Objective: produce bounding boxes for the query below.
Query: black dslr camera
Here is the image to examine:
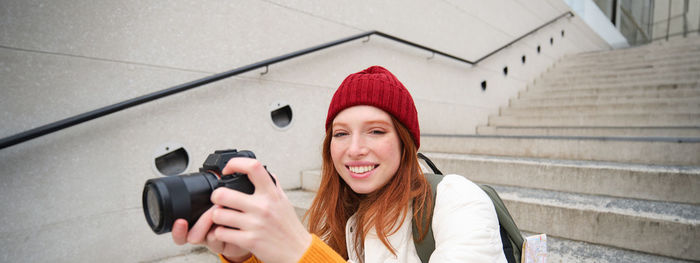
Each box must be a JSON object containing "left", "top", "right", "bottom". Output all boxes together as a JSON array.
[{"left": 142, "top": 149, "right": 274, "bottom": 234}]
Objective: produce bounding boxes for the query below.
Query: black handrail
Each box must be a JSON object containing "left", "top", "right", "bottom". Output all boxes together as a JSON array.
[
  {"left": 0, "top": 11, "right": 573, "bottom": 149},
  {"left": 476, "top": 11, "right": 573, "bottom": 64}
]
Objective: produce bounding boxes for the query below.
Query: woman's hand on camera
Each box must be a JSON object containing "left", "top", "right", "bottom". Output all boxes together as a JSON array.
[
  {"left": 211, "top": 158, "right": 312, "bottom": 263},
  {"left": 171, "top": 208, "right": 252, "bottom": 262}
]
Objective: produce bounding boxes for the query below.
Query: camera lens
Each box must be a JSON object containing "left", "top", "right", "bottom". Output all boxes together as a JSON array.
[
  {"left": 144, "top": 184, "right": 162, "bottom": 230},
  {"left": 142, "top": 173, "right": 219, "bottom": 234}
]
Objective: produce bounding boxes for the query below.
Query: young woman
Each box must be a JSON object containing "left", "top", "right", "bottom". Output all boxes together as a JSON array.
[{"left": 172, "top": 66, "right": 506, "bottom": 263}]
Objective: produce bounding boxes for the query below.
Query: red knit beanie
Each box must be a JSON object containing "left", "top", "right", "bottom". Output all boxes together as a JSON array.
[{"left": 325, "top": 66, "right": 420, "bottom": 148}]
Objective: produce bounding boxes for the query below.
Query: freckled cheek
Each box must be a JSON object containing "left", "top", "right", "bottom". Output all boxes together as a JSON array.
[
  {"left": 384, "top": 140, "right": 402, "bottom": 173},
  {"left": 329, "top": 141, "right": 344, "bottom": 171}
]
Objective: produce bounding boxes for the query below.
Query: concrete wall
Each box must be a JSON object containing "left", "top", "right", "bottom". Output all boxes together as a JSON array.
[
  {"left": 564, "top": 0, "right": 630, "bottom": 48},
  {"left": 0, "top": 0, "right": 609, "bottom": 262}
]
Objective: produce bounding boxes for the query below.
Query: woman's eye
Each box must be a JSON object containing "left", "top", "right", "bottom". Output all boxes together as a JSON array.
[
  {"left": 370, "top": 130, "right": 386, "bottom": 135},
  {"left": 333, "top": 132, "right": 348, "bottom": 137}
]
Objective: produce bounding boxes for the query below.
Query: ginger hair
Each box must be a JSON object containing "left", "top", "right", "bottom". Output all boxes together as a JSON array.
[{"left": 305, "top": 117, "right": 432, "bottom": 260}]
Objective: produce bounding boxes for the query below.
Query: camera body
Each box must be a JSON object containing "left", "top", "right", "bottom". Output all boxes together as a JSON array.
[
  {"left": 203, "top": 149, "right": 257, "bottom": 194},
  {"left": 142, "top": 149, "right": 273, "bottom": 234}
]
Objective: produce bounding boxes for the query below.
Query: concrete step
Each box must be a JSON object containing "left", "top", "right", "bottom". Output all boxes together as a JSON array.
[
  {"left": 564, "top": 58, "right": 700, "bottom": 70},
  {"left": 289, "top": 173, "right": 700, "bottom": 262},
  {"left": 561, "top": 51, "right": 700, "bottom": 67},
  {"left": 579, "top": 38, "right": 700, "bottom": 53},
  {"left": 286, "top": 189, "right": 317, "bottom": 221},
  {"left": 536, "top": 78, "right": 700, "bottom": 90},
  {"left": 534, "top": 72, "right": 700, "bottom": 87},
  {"left": 557, "top": 53, "right": 700, "bottom": 70},
  {"left": 543, "top": 64, "right": 700, "bottom": 83},
  {"left": 566, "top": 45, "right": 700, "bottom": 62},
  {"left": 145, "top": 248, "right": 218, "bottom": 263},
  {"left": 301, "top": 169, "right": 321, "bottom": 192},
  {"left": 420, "top": 134, "right": 700, "bottom": 166},
  {"left": 550, "top": 59, "right": 700, "bottom": 75},
  {"left": 556, "top": 54, "right": 700, "bottom": 68},
  {"left": 492, "top": 185, "right": 699, "bottom": 261},
  {"left": 569, "top": 38, "right": 700, "bottom": 58},
  {"left": 511, "top": 92, "right": 700, "bottom": 107},
  {"left": 544, "top": 233, "right": 696, "bottom": 263},
  {"left": 501, "top": 101, "right": 700, "bottom": 116},
  {"left": 530, "top": 80, "right": 700, "bottom": 92},
  {"left": 476, "top": 125, "right": 700, "bottom": 138},
  {"left": 519, "top": 82, "right": 699, "bottom": 99},
  {"left": 421, "top": 152, "right": 700, "bottom": 204},
  {"left": 488, "top": 113, "right": 700, "bottom": 127},
  {"left": 560, "top": 41, "right": 700, "bottom": 64}
]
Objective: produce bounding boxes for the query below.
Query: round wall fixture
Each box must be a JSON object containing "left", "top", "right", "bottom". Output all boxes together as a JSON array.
[
  {"left": 152, "top": 143, "right": 190, "bottom": 176},
  {"left": 270, "top": 101, "right": 293, "bottom": 130}
]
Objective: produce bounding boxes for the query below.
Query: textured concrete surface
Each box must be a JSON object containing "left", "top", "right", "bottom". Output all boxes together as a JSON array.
[
  {"left": 522, "top": 81, "right": 700, "bottom": 96},
  {"left": 497, "top": 185, "right": 700, "bottom": 261},
  {"left": 477, "top": 126, "right": 700, "bottom": 137},
  {"left": 421, "top": 135, "right": 700, "bottom": 166},
  {"left": 424, "top": 152, "right": 700, "bottom": 204},
  {"left": 489, "top": 113, "right": 700, "bottom": 127},
  {"left": 502, "top": 102, "right": 700, "bottom": 116},
  {"left": 542, "top": 233, "right": 695, "bottom": 263},
  {"left": 300, "top": 169, "right": 321, "bottom": 192},
  {"left": 145, "top": 247, "right": 219, "bottom": 263}
]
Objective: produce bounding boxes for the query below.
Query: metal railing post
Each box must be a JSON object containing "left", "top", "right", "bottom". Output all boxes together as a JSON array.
[
  {"left": 620, "top": 6, "right": 650, "bottom": 44},
  {"left": 666, "top": 0, "right": 672, "bottom": 41},
  {"left": 683, "top": 0, "right": 689, "bottom": 37}
]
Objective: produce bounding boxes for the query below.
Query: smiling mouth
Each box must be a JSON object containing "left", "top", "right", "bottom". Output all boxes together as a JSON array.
[{"left": 347, "top": 165, "right": 379, "bottom": 174}]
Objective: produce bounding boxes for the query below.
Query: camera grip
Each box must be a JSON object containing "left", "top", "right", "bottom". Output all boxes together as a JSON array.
[{"left": 216, "top": 167, "right": 276, "bottom": 194}]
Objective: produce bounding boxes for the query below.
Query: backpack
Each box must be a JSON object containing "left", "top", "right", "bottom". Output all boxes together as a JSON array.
[{"left": 412, "top": 153, "right": 524, "bottom": 263}]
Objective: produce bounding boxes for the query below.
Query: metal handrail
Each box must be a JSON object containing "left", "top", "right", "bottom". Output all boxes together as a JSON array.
[
  {"left": 476, "top": 11, "right": 573, "bottom": 64},
  {"left": 619, "top": 6, "right": 649, "bottom": 42},
  {"left": 0, "top": 11, "right": 574, "bottom": 149}
]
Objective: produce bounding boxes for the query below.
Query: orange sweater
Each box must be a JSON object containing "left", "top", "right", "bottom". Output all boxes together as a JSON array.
[{"left": 219, "top": 234, "right": 345, "bottom": 263}]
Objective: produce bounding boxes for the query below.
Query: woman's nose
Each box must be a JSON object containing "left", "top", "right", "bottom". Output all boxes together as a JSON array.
[{"left": 347, "top": 135, "right": 369, "bottom": 157}]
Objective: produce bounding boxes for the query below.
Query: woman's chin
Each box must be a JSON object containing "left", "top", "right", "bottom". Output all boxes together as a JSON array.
[{"left": 348, "top": 183, "right": 377, "bottom": 194}]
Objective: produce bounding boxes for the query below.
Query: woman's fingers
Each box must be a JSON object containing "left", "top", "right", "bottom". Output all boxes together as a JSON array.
[
  {"left": 221, "top": 158, "right": 276, "bottom": 196},
  {"left": 171, "top": 219, "right": 188, "bottom": 245},
  {"left": 170, "top": 205, "right": 254, "bottom": 261},
  {"left": 215, "top": 157, "right": 313, "bottom": 262},
  {"left": 206, "top": 227, "right": 225, "bottom": 254},
  {"left": 211, "top": 204, "right": 251, "bottom": 230},
  {"left": 186, "top": 206, "right": 216, "bottom": 244},
  {"left": 211, "top": 187, "right": 256, "bottom": 214},
  {"left": 214, "top": 224, "right": 251, "bottom": 247},
  {"left": 210, "top": 226, "right": 254, "bottom": 261}
]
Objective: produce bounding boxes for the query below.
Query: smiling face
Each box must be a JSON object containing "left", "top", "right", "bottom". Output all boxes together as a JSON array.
[{"left": 330, "top": 105, "right": 402, "bottom": 194}]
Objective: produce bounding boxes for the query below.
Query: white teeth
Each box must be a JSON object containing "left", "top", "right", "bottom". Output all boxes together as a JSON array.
[{"left": 349, "top": 165, "right": 375, "bottom": 174}]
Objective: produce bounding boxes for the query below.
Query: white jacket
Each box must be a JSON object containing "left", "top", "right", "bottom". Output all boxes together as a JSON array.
[{"left": 345, "top": 174, "right": 507, "bottom": 263}]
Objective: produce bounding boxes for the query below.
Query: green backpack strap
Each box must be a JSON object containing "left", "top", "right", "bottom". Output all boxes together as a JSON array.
[
  {"left": 412, "top": 172, "right": 443, "bottom": 263},
  {"left": 479, "top": 185, "right": 524, "bottom": 262},
  {"left": 415, "top": 153, "right": 524, "bottom": 263}
]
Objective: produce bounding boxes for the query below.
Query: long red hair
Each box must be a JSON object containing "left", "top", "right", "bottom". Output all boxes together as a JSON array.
[{"left": 305, "top": 116, "right": 432, "bottom": 260}]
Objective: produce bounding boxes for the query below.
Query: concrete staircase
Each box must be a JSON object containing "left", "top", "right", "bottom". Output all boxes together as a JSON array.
[
  {"left": 424, "top": 36, "right": 700, "bottom": 262},
  {"left": 290, "top": 36, "right": 700, "bottom": 262}
]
